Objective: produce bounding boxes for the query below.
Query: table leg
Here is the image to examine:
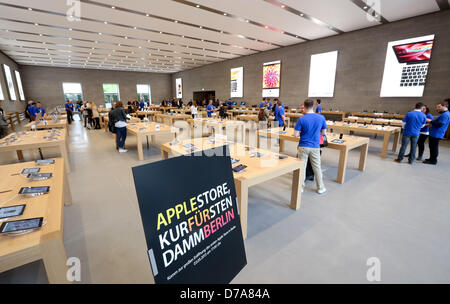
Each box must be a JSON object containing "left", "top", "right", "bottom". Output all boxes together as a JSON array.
[
  {"left": 63, "top": 169, "right": 73, "bottom": 206},
  {"left": 279, "top": 139, "right": 284, "bottom": 152},
  {"left": 337, "top": 148, "right": 348, "bottom": 184},
  {"left": 9, "top": 116, "right": 15, "bottom": 132},
  {"left": 59, "top": 143, "right": 71, "bottom": 174},
  {"left": 290, "top": 168, "right": 303, "bottom": 210},
  {"left": 381, "top": 134, "right": 390, "bottom": 158},
  {"left": 146, "top": 135, "right": 149, "bottom": 149},
  {"left": 392, "top": 131, "right": 400, "bottom": 152},
  {"left": 41, "top": 238, "right": 70, "bottom": 284},
  {"left": 359, "top": 143, "right": 369, "bottom": 171},
  {"left": 161, "top": 149, "right": 169, "bottom": 160},
  {"left": 137, "top": 135, "right": 144, "bottom": 161},
  {"left": 16, "top": 150, "right": 24, "bottom": 161},
  {"left": 234, "top": 179, "right": 248, "bottom": 240}
]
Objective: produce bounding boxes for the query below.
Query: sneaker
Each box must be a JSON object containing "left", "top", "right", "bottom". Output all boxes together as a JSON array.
[
  {"left": 417, "top": 156, "right": 423, "bottom": 161},
  {"left": 423, "top": 159, "right": 436, "bottom": 165},
  {"left": 394, "top": 159, "right": 402, "bottom": 163},
  {"left": 317, "top": 188, "right": 327, "bottom": 194},
  {"left": 408, "top": 160, "right": 413, "bottom": 164},
  {"left": 118, "top": 148, "right": 128, "bottom": 153}
]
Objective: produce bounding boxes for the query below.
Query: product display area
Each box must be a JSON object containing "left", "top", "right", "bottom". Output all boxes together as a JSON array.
[{"left": 0, "top": 0, "right": 449, "bottom": 288}]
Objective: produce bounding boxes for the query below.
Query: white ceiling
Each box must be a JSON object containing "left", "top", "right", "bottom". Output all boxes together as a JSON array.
[{"left": 0, "top": 0, "right": 446, "bottom": 73}]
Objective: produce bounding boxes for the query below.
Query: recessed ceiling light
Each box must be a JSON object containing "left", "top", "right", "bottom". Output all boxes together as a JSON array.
[
  {"left": 104, "top": 21, "right": 108, "bottom": 24},
  {"left": 264, "top": 25, "right": 268, "bottom": 29},
  {"left": 134, "top": 26, "right": 137, "bottom": 29},
  {"left": 281, "top": 5, "right": 285, "bottom": 8},
  {"left": 245, "top": 20, "right": 249, "bottom": 23},
  {"left": 34, "top": 23, "right": 39, "bottom": 26},
  {"left": 160, "top": 31, "right": 162, "bottom": 34},
  {"left": 146, "top": 14, "right": 149, "bottom": 17},
  {"left": 199, "top": 26, "right": 202, "bottom": 29},
  {"left": 174, "top": 20, "right": 178, "bottom": 23},
  {"left": 364, "top": 6, "right": 368, "bottom": 9},
  {"left": 111, "top": 6, "right": 115, "bottom": 9},
  {"left": 99, "top": 32, "right": 102, "bottom": 35},
  {"left": 196, "top": 5, "right": 200, "bottom": 8},
  {"left": 300, "top": 13, "right": 304, "bottom": 16},
  {"left": 223, "top": 13, "right": 227, "bottom": 16},
  {"left": 125, "top": 36, "right": 128, "bottom": 39},
  {"left": 28, "top": 8, "right": 32, "bottom": 10}
]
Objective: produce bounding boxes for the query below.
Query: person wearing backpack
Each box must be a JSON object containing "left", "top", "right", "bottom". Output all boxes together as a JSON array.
[{"left": 109, "top": 101, "right": 129, "bottom": 153}]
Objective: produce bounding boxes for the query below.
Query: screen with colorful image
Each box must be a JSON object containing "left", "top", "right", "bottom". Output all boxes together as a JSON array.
[
  {"left": 380, "top": 34, "right": 435, "bottom": 97},
  {"left": 262, "top": 61, "right": 280, "bottom": 97},
  {"left": 176, "top": 78, "right": 182, "bottom": 98},
  {"left": 230, "top": 67, "right": 243, "bottom": 98}
]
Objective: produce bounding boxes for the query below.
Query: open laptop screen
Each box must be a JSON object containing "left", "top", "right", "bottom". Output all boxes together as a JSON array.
[{"left": 392, "top": 40, "right": 434, "bottom": 64}]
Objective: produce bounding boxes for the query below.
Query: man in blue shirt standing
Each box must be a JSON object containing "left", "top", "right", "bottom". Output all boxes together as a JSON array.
[
  {"left": 294, "top": 99, "right": 327, "bottom": 194},
  {"left": 27, "top": 101, "right": 37, "bottom": 121},
  {"left": 206, "top": 100, "right": 215, "bottom": 118},
  {"left": 259, "top": 98, "right": 267, "bottom": 109},
  {"left": 395, "top": 102, "right": 426, "bottom": 164},
  {"left": 315, "top": 99, "right": 322, "bottom": 114},
  {"left": 139, "top": 99, "right": 145, "bottom": 111},
  {"left": 35, "top": 102, "right": 46, "bottom": 119},
  {"left": 424, "top": 100, "right": 450, "bottom": 165},
  {"left": 65, "top": 100, "right": 74, "bottom": 124},
  {"left": 274, "top": 100, "right": 285, "bottom": 127}
]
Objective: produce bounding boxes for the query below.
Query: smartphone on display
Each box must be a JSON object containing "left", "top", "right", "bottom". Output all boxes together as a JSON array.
[
  {"left": 21, "top": 168, "right": 40, "bottom": 175},
  {"left": 18, "top": 186, "right": 50, "bottom": 196},
  {"left": 0, "top": 217, "right": 44, "bottom": 234},
  {"left": 232, "top": 164, "right": 247, "bottom": 173},
  {"left": 0, "top": 204, "right": 26, "bottom": 220},
  {"left": 339, "top": 133, "right": 343, "bottom": 139},
  {"left": 277, "top": 155, "right": 287, "bottom": 160},
  {"left": 27, "top": 173, "right": 53, "bottom": 181},
  {"left": 231, "top": 158, "right": 239, "bottom": 165},
  {"left": 35, "top": 159, "right": 55, "bottom": 165},
  {"left": 332, "top": 139, "right": 345, "bottom": 144}
]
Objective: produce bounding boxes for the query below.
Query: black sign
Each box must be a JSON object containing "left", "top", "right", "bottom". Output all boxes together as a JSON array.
[{"left": 132, "top": 146, "right": 247, "bottom": 284}]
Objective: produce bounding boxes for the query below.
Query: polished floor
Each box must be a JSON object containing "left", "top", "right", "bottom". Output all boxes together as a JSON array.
[{"left": 0, "top": 118, "right": 449, "bottom": 283}]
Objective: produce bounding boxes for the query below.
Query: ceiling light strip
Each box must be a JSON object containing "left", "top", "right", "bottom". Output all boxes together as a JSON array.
[{"left": 263, "top": 0, "right": 344, "bottom": 33}]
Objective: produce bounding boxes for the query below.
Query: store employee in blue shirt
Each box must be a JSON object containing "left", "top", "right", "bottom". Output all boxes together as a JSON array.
[
  {"left": 294, "top": 99, "right": 327, "bottom": 194},
  {"left": 35, "top": 102, "right": 46, "bottom": 118},
  {"left": 139, "top": 99, "right": 145, "bottom": 111},
  {"left": 274, "top": 100, "right": 285, "bottom": 127},
  {"left": 395, "top": 102, "right": 426, "bottom": 164},
  {"left": 206, "top": 100, "right": 215, "bottom": 118},
  {"left": 65, "top": 100, "right": 74, "bottom": 124},
  {"left": 315, "top": 99, "right": 322, "bottom": 114},
  {"left": 424, "top": 100, "right": 450, "bottom": 165}
]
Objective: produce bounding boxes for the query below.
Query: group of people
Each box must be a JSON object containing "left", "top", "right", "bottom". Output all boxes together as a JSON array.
[
  {"left": 395, "top": 99, "right": 449, "bottom": 165},
  {"left": 160, "top": 98, "right": 183, "bottom": 108},
  {"left": 127, "top": 98, "right": 150, "bottom": 114},
  {"left": 25, "top": 100, "right": 47, "bottom": 121},
  {"left": 80, "top": 100, "right": 101, "bottom": 130}
]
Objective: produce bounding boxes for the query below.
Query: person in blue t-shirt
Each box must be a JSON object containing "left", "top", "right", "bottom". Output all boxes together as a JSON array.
[
  {"left": 424, "top": 100, "right": 450, "bottom": 165},
  {"left": 226, "top": 100, "right": 233, "bottom": 110},
  {"left": 139, "top": 99, "right": 145, "bottom": 111},
  {"left": 65, "top": 100, "right": 74, "bottom": 124},
  {"left": 395, "top": 102, "right": 426, "bottom": 164},
  {"left": 274, "top": 100, "right": 285, "bottom": 127},
  {"left": 206, "top": 100, "right": 215, "bottom": 118},
  {"left": 294, "top": 99, "right": 327, "bottom": 194},
  {"left": 416, "top": 105, "right": 433, "bottom": 161},
  {"left": 35, "top": 102, "right": 46, "bottom": 118},
  {"left": 259, "top": 98, "right": 267, "bottom": 109},
  {"left": 27, "top": 102, "right": 37, "bottom": 121},
  {"left": 315, "top": 99, "right": 322, "bottom": 114}
]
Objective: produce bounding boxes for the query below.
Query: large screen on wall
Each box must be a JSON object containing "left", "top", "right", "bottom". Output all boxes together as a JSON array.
[
  {"left": 230, "top": 67, "right": 243, "bottom": 98},
  {"left": 0, "top": 81, "right": 4, "bottom": 100},
  {"left": 308, "top": 51, "right": 338, "bottom": 97},
  {"left": 380, "top": 34, "right": 435, "bottom": 97},
  {"left": 176, "top": 78, "right": 182, "bottom": 98},
  {"left": 3, "top": 64, "right": 16, "bottom": 100},
  {"left": 14, "top": 70, "right": 25, "bottom": 101},
  {"left": 262, "top": 60, "right": 281, "bottom": 97}
]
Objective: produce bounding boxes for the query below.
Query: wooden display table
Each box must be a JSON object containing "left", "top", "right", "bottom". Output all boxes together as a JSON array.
[
  {"left": 257, "top": 128, "right": 369, "bottom": 184},
  {"left": 0, "top": 130, "right": 70, "bottom": 173},
  {"left": 134, "top": 110, "right": 160, "bottom": 120},
  {"left": 321, "top": 111, "right": 347, "bottom": 121},
  {"left": 0, "top": 158, "right": 72, "bottom": 283},
  {"left": 326, "top": 121, "right": 401, "bottom": 158},
  {"left": 229, "top": 109, "right": 259, "bottom": 117},
  {"left": 351, "top": 112, "right": 405, "bottom": 120},
  {"left": 23, "top": 120, "right": 68, "bottom": 135},
  {"left": 344, "top": 117, "right": 403, "bottom": 127},
  {"left": 127, "top": 122, "right": 178, "bottom": 161},
  {"left": 155, "top": 113, "right": 190, "bottom": 125},
  {"left": 160, "top": 138, "right": 304, "bottom": 239}
]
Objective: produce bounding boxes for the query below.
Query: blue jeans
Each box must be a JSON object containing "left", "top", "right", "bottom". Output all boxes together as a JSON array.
[
  {"left": 116, "top": 127, "right": 127, "bottom": 149},
  {"left": 398, "top": 134, "right": 419, "bottom": 162}
]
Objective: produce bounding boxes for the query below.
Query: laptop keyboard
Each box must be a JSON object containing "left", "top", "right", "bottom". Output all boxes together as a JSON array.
[{"left": 400, "top": 64, "right": 428, "bottom": 87}]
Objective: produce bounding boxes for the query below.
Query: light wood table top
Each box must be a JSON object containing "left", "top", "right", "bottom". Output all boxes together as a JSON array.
[
  {"left": 257, "top": 127, "right": 369, "bottom": 183},
  {"left": 344, "top": 117, "right": 403, "bottom": 127},
  {"left": 161, "top": 138, "right": 304, "bottom": 239},
  {"left": 0, "top": 158, "right": 72, "bottom": 283},
  {"left": 351, "top": 112, "right": 405, "bottom": 119},
  {"left": 23, "top": 120, "right": 68, "bottom": 132},
  {"left": 0, "top": 130, "right": 70, "bottom": 173}
]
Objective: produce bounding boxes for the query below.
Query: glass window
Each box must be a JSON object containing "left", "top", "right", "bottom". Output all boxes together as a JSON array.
[
  {"left": 103, "top": 84, "right": 120, "bottom": 109},
  {"left": 136, "top": 84, "right": 151, "bottom": 104},
  {"left": 3, "top": 64, "right": 16, "bottom": 100},
  {"left": 14, "top": 70, "right": 25, "bottom": 101},
  {"left": 62, "top": 82, "right": 83, "bottom": 102},
  {"left": 0, "top": 81, "right": 4, "bottom": 100}
]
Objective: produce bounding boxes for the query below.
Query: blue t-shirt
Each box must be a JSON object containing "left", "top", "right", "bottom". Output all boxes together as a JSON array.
[
  {"left": 36, "top": 107, "right": 46, "bottom": 116},
  {"left": 274, "top": 105, "right": 285, "bottom": 126},
  {"left": 268, "top": 102, "right": 272, "bottom": 110},
  {"left": 402, "top": 110, "right": 426, "bottom": 136},
  {"left": 259, "top": 101, "right": 266, "bottom": 108},
  {"left": 315, "top": 105, "right": 322, "bottom": 114},
  {"left": 294, "top": 113, "right": 327, "bottom": 148},
  {"left": 420, "top": 113, "right": 433, "bottom": 134},
  {"left": 65, "top": 103, "right": 74, "bottom": 112},
  {"left": 139, "top": 102, "right": 145, "bottom": 109},
  {"left": 206, "top": 105, "right": 214, "bottom": 117},
  {"left": 27, "top": 105, "right": 37, "bottom": 117},
  {"left": 430, "top": 111, "right": 450, "bottom": 139}
]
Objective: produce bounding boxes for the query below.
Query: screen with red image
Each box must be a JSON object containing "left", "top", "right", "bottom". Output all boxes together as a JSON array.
[{"left": 392, "top": 40, "right": 434, "bottom": 63}]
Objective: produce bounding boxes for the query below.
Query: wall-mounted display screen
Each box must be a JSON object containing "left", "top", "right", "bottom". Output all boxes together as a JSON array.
[
  {"left": 262, "top": 60, "right": 281, "bottom": 97},
  {"left": 308, "top": 51, "right": 338, "bottom": 97},
  {"left": 0, "top": 81, "right": 4, "bottom": 100},
  {"left": 3, "top": 64, "right": 16, "bottom": 100},
  {"left": 230, "top": 67, "right": 243, "bottom": 98},
  {"left": 176, "top": 78, "right": 182, "bottom": 98},
  {"left": 380, "top": 34, "right": 435, "bottom": 97},
  {"left": 14, "top": 70, "right": 25, "bottom": 101}
]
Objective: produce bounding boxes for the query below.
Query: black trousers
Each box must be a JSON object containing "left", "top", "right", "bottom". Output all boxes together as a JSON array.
[
  {"left": 94, "top": 117, "right": 100, "bottom": 129},
  {"left": 67, "top": 111, "right": 73, "bottom": 124},
  {"left": 428, "top": 136, "right": 440, "bottom": 163},
  {"left": 417, "top": 134, "right": 428, "bottom": 158}
]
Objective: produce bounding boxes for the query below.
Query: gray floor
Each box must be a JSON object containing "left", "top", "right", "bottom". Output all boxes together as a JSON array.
[{"left": 0, "top": 119, "right": 449, "bottom": 284}]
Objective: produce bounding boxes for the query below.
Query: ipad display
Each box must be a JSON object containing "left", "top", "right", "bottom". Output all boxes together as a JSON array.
[
  {"left": 0, "top": 217, "right": 43, "bottom": 233},
  {"left": 21, "top": 168, "right": 40, "bottom": 175},
  {"left": 0, "top": 204, "right": 26, "bottom": 219},
  {"left": 19, "top": 186, "right": 50, "bottom": 195}
]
